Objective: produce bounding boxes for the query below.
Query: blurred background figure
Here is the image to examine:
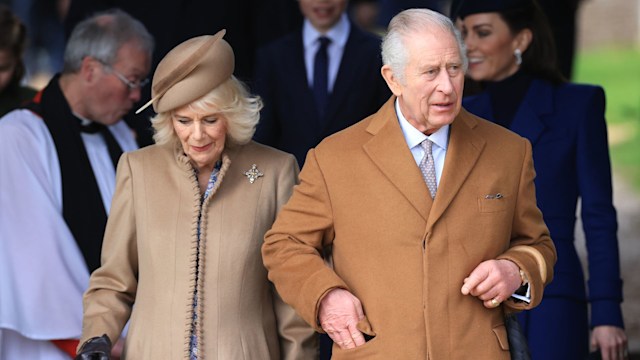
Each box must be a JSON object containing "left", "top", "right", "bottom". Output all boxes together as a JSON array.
[
  {"left": 0, "top": 9, "right": 152, "bottom": 359},
  {"left": 0, "top": 4, "right": 36, "bottom": 117},
  {"left": 536, "top": 0, "right": 582, "bottom": 80},
  {"left": 348, "top": 0, "right": 381, "bottom": 34},
  {"left": 253, "top": 0, "right": 390, "bottom": 166},
  {"left": 349, "top": 0, "right": 450, "bottom": 35},
  {"left": 63, "top": 0, "right": 302, "bottom": 147},
  {"left": 377, "top": 0, "right": 448, "bottom": 26},
  {"left": 9, "top": 0, "right": 67, "bottom": 87},
  {"left": 76, "top": 32, "right": 317, "bottom": 359},
  {"left": 453, "top": 0, "right": 629, "bottom": 359}
]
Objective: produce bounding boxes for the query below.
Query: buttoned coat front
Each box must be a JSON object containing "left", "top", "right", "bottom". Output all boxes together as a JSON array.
[
  {"left": 79, "top": 141, "right": 317, "bottom": 359},
  {"left": 262, "top": 98, "right": 557, "bottom": 359}
]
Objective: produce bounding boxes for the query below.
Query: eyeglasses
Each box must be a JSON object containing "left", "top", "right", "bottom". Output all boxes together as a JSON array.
[{"left": 99, "top": 61, "right": 149, "bottom": 91}]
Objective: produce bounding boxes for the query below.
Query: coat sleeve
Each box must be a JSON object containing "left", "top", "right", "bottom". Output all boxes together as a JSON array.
[
  {"left": 263, "top": 149, "right": 350, "bottom": 331},
  {"left": 270, "top": 154, "right": 319, "bottom": 359},
  {"left": 576, "top": 87, "right": 624, "bottom": 328},
  {"left": 79, "top": 153, "right": 139, "bottom": 347},
  {"left": 497, "top": 139, "right": 557, "bottom": 310}
]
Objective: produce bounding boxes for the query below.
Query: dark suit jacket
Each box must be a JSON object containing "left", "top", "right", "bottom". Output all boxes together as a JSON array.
[
  {"left": 253, "top": 24, "right": 391, "bottom": 165},
  {"left": 463, "top": 79, "right": 623, "bottom": 329}
]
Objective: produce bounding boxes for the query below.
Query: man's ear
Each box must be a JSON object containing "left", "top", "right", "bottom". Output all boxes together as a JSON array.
[
  {"left": 79, "top": 56, "right": 100, "bottom": 83},
  {"left": 381, "top": 65, "right": 402, "bottom": 97}
]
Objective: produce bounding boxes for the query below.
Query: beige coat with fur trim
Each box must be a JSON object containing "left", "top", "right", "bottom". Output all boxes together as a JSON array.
[
  {"left": 262, "top": 98, "right": 557, "bottom": 359},
  {"left": 79, "top": 141, "right": 317, "bottom": 359}
]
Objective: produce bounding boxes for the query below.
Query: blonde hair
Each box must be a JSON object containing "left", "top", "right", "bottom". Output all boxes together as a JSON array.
[{"left": 150, "top": 75, "right": 262, "bottom": 147}]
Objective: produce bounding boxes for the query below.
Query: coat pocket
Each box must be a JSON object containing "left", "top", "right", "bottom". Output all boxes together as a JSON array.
[
  {"left": 478, "top": 193, "right": 509, "bottom": 213},
  {"left": 492, "top": 323, "right": 510, "bottom": 351}
]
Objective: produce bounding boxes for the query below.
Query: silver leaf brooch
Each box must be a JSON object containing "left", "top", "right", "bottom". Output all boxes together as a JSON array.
[{"left": 244, "top": 164, "right": 264, "bottom": 184}]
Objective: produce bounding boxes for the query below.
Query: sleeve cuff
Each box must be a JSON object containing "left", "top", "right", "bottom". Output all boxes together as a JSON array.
[
  {"left": 510, "top": 283, "right": 531, "bottom": 304},
  {"left": 590, "top": 300, "right": 624, "bottom": 328}
]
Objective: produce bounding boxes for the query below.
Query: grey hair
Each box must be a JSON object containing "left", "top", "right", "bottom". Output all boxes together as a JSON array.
[
  {"left": 63, "top": 8, "right": 154, "bottom": 73},
  {"left": 381, "top": 8, "right": 468, "bottom": 84},
  {"left": 151, "top": 76, "right": 262, "bottom": 148}
]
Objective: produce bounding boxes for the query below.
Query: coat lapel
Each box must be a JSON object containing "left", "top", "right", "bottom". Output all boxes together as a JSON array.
[
  {"left": 464, "top": 91, "right": 493, "bottom": 121},
  {"left": 363, "top": 99, "right": 432, "bottom": 221},
  {"left": 510, "top": 79, "right": 553, "bottom": 146},
  {"left": 361, "top": 102, "right": 492, "bottom": 226},
  {"left": 464, "top": 79, "right": 553, "bottom": 147},
  {"left": 427, "top": 110, "right": 485, "bottom": 228}
]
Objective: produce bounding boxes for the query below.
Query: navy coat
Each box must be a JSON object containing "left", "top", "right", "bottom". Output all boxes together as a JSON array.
[
  {"left": 463, "top": 79, "right": 624, "bottom": 359},
  {"left": 253, "top": 25, "right": 391, "bottom": 166}
]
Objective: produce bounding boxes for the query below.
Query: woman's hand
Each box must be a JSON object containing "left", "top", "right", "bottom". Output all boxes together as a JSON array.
[{"left": 591, "top": 325, "right": 628, "bottom": 360}]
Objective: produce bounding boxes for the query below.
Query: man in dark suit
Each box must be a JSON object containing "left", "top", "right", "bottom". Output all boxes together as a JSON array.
[{"left": 253, "top": 0, "right": 391, "bottom": 166}]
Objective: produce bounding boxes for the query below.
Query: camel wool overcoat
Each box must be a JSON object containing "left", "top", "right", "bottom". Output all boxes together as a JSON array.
[
  {"left": 262, "top": 98, "right": 557, "bottom": 359},
  {"left": 79, "top": 141, "right": 317, "bottom": 359}
]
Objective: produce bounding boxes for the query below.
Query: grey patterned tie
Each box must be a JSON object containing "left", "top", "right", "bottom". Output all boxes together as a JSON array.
[{"left": 420, "top": 139, "right": 437, "bottom": 198}]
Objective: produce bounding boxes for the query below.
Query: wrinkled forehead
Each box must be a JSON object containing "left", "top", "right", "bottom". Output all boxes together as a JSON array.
[{"left": 405, "top": 28, "right": 463, "bottom": 64}]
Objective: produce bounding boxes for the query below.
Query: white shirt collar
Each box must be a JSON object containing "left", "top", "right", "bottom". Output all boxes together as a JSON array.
[
  {"left": 395, "top": 98, "right": 449, "bottom": 151},
  {"left": 303, "top": 13, "right": 350, "bottom": 49}
]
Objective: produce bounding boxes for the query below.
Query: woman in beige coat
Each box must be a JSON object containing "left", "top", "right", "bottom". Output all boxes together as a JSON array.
[{"left": 75, "top": 31, "right": 317, "bottom": 359}]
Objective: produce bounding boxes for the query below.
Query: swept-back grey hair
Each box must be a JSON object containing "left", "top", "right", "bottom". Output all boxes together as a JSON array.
[
  {"left": 63, "top": 8, "right": 154, "bottom": 73},
  {"left": 381, "top": 8, "right": 468, "bottom": 84}
]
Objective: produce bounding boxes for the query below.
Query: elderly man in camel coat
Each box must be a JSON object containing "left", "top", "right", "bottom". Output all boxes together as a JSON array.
[{"left": 262, "top": 8, "right": 556, "bottom": 360}]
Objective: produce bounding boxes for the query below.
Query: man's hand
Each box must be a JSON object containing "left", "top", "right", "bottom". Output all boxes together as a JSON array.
[
  {"left": 591, "top": 325, "right": 628, "bottom": 360},
  {"left": 318, "top": 288, "right": 366, "bottom": 349},
  {"left": 461, "top": 259, "right": 522, "bottom": 308}
]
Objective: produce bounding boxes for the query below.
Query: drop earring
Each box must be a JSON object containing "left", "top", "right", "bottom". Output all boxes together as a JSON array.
[{"left": 514, "top": 48, "right": 522, "bottom": 65}]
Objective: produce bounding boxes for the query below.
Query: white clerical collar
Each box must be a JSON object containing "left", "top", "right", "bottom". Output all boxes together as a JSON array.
[{"left": 72, "top": 111, "right": 97, "bottom": 126}]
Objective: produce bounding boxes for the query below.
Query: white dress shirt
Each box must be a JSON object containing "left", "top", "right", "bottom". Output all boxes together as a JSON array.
[
  {"left": 395, "top": 98, "right": 449, "bottom": 185},
  {"left": 302, "top": 13, "right": 350, "bottom": 91}
]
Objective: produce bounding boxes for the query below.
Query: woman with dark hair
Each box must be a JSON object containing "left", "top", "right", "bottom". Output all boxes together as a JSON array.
[
  {"left": 0, "top": 4, "right": 36, "bottom": 117},
  {"left": 454, "top": 0, "right": 628, "bottom": 359}
]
